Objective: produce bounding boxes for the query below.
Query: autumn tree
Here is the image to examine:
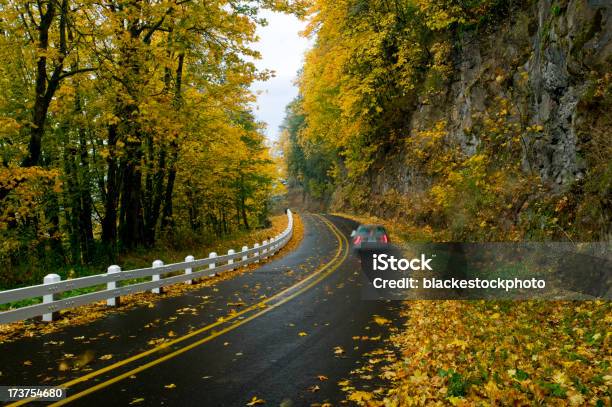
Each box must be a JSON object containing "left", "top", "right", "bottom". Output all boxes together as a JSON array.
[{"left": 0, "top": 0, "right": 304, "bottom": 287}]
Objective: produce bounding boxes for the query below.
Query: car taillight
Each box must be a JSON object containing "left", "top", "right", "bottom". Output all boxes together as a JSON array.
[
  {"left": 354, "top": 236, "right": 362, "bottom": 244},
  {"left": 380, "top": 234, "right": 388, "bottom": 243}
]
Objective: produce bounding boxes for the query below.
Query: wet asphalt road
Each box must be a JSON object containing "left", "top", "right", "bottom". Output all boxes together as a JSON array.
[{"left": 0, "top": 214, "right": 402, "bottom": 406}]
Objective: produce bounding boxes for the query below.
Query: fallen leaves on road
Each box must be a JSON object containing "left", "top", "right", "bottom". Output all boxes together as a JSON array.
[
  {"left": 372, "top": 316, "right": 391, "bottom": 326},
  {"left": 57, "top": 361, "right": 70, "bottom": 372},
  {"left": 307, "top": 385, "right": 320, "bottom": 393},
  {"left": 98, "top": 354, "right": 113, "bottom": 361},
  {"left": 298, "top": 331, "right": 308, "bottom": 337},
  {"left": 74, "top": 350, "right": 95, "bottom": 368},
  {"left": 246, "top": 396, "right": 265, "bottom": 405},
  {"left": 317, "top": 375, "right": 328, "bottom": 381},
  {"left": 129, "top": 398, "right": 144, "bottom": 405},
  {"left": 147, "top": 337, "right": 168, "bottom": 346},
  {"left": 333, "top": 346, "right": 344, "bottom": 356},
  {"left": 348, "top": 391, "right": 375, "bottom": 404},
  {"left": 164, "top": 383, "right": 176, "bottom": 389}
]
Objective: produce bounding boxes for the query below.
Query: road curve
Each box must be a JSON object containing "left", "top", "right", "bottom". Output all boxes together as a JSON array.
[{"left": 1, "top": 214, "right": 402, "bottom": 406}]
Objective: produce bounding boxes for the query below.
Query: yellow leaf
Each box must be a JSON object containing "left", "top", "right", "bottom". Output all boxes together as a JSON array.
[
  {"left": 298, "top": 331, "right": 308, "bottom": 337},
  {"left": 552, "top": 371, "right": 568, "bottom": 385},
  {"left": 99, "top": 354, "right": 113, "bottom": 361},
  {"left": 164, "top": 383, "right": 176, "bottom": 389},
  {"left": 447, "top": 339, "right": 469, "bottom": 350},
  {"left": 372, "top": 315, "right": 390, "bottom": 326},
  {"left": 448, "top": 396, "right": 463, "bottom": 405},
  {"left": 246, "top": 396, "right": 265, "bottom": 406},
  {"left": 348, "top": 391, "right": 374, "bottom": 403},
  {"left": 568, "top": 392, "right": 585, "bottom": 406},
  {"left": 409, "top": 370, "right": 427, "bottom": 384},
  {"left": 129, "top": 398, "right": 144, "bottom": 405}
]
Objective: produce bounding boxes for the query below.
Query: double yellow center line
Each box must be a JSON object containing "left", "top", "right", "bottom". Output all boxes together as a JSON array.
[{"left": 10, "top": 214, "right": 349, "bottom": 406}]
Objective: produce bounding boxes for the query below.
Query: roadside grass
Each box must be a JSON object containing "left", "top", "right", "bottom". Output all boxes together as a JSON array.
[
  {"left": 0, "top": 214, "right": 304, "bottom": 342},
  {"left": 333, "top": 212, "right": 611, "bottom": 406}
]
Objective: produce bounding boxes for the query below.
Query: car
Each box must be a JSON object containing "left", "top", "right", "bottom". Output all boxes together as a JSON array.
[{"left": 350, "top": 224, "right": 389, "bottom": 251}]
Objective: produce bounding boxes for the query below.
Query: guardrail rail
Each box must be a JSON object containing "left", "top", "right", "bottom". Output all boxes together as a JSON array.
[{"left": 0, "top": 210, "right": 294, "bottom": 324}]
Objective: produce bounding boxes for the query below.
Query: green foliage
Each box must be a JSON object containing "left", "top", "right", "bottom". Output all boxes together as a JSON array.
[
  {"left": 279, "top": 97, "right": 334, "bottom": 200},
  {"left": 438, "top": 369, "right": 469, "bottom": 397}
]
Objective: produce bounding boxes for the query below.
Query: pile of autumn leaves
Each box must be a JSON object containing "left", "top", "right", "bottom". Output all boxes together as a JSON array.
[{"left": 347, "top": 300, "right": 611, "bottom": 406}]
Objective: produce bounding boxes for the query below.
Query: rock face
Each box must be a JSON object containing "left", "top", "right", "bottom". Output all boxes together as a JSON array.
[
  {"left": 332, "top": 0, "right": 611, "bottom": 221},
  {"left": 521, "top": 0, "right": 608, "bottom": 186}
]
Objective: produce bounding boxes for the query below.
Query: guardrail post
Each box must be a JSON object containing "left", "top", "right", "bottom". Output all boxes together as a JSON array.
[
  {"left": 184, "top": 255, "right": 194, "bottom": 285},
  {"left": 254, "top": 243, "right": 260, "bottom": 263},
  {"left": 241, "top": 245, "right": 248, "bottom": 266},
  {"left": 227, "top": 249, "right": 235, "bottom": 270},
  {"left": 107, "top": 265, "right": 121, "bottom": 306},
  {"left": 42, "top": 273, "right": 61, "bottom": 322},
  {"left": 208, "top": 252, "right": 217, "bottom": 276},
  {"left": 152, "top": 260, "right": 164, "bottom": 294},
  {"left": 262, "top": 240, "right": 268, "bottom": 259}
]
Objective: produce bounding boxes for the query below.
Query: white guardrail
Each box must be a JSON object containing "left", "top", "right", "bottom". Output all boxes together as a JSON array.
[{"left": 0, "top": 210, "right": 293, "bottom": 324}]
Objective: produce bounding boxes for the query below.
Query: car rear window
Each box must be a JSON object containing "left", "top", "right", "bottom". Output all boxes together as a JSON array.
[{"left": 356, "top": 225, "right": 386, "bottom": 235}]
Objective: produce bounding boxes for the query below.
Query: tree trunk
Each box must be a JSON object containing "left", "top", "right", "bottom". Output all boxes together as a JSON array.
[
  {"left": 118, "top": 136, "right": 145, "bottom": 249},
  {"left": 77, "top": 123, "right": 95, "bottom": 262},
  {"left": 62, "top": 139, "right": 80, "bottom": 263},
  {"left": 161, "top": 53, "right": 185, "bottom": 230},
  {"left": 102, "top": 123, "right": 119, "bottom": 256}
]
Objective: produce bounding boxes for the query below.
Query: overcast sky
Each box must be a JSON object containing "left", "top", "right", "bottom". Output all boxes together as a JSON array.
[{"left": 250, "top": 10, "right": 311, "bottom": 142}]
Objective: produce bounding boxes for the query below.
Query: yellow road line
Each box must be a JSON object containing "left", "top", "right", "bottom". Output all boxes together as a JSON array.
[{"left": 9, "top": 214, "right": 348, "bottom": 407}]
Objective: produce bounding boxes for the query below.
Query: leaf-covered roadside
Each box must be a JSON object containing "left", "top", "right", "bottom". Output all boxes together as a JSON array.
[{"left": 344, "top": 300, "right": 611, "bottom": 406}]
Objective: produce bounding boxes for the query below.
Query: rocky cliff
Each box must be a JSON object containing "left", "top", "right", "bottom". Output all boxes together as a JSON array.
[{"left": 330, "top": 0, "right": 611, "bottom": 240}]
